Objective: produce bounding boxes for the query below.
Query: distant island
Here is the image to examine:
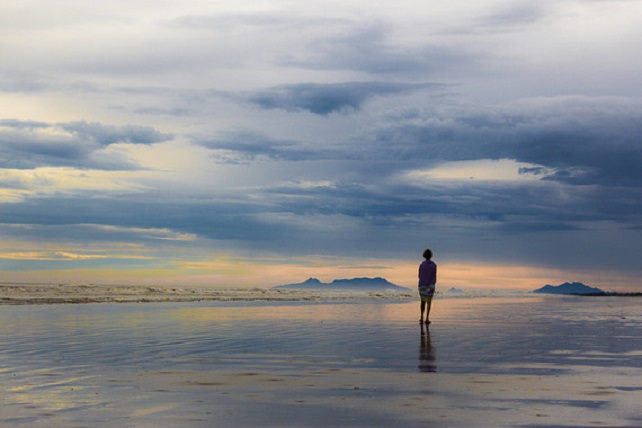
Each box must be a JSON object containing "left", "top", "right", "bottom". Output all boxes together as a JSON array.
[
  {"left": 533, "top": 282, "right": 605, "bottom": 295},
  {"left": 275, "top": 277, "right": 411, "bottom": 292}
]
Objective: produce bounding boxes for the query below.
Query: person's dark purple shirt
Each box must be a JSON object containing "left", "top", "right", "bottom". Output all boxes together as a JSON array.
[{"left": 418, "top": 259, "right": 437, "bottom": 287}]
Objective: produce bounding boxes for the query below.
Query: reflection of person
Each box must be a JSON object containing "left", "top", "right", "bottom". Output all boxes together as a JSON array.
[
  {"left": 418, "top": 323, "right": 436, "bottom": 372},
  {"left": 418, "top": 248, "right": 437, "bottom": 324}
]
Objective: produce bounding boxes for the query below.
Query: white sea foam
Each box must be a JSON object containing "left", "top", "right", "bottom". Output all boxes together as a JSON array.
[{"left": 0, "top": 283, "right": 531, "bottom": 305}]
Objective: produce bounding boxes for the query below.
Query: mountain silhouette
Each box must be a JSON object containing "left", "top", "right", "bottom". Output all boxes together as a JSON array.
[
  {"left": 533, "top": 282, "right": 605, "bottom": 295},
  {"left": 275, "top": 277, "right": 410, "bottom": 291}
]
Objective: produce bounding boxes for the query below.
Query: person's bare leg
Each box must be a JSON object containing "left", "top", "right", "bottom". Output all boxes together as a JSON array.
[
  {"left": 424, "top": 300, "right": 432, "bottom": 324},
  {"left": 420, "top": 301, "right": 426, "bottom": 323}
]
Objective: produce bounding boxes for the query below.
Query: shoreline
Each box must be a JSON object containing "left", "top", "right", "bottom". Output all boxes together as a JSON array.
[
  {"left": 0, "top": 283, "right": 418, "bottom": 305},
  {"left": 2, "top": 283, "right": 638, "bottom": 306},
  {"left": 580, "top": 292, "right": 642, "bottom": 297}
]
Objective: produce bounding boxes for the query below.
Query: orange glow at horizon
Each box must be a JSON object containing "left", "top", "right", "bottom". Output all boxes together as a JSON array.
[{"left": 1, "top": 255, "right": 635, "bottom": 292}]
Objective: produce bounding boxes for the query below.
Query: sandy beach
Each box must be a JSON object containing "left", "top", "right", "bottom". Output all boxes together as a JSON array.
[{"left": 0, "top": 292, "right": 640, "bottom": 427}]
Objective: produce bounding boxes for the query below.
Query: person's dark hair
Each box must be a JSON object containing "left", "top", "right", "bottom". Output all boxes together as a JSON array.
[{"left": 423, "top": 248, "right": 433, "bottom": 260}]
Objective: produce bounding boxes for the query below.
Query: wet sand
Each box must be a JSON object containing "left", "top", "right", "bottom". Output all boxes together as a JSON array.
[{"left": 0, "top": 295, "right": 640, "bottom": 427}]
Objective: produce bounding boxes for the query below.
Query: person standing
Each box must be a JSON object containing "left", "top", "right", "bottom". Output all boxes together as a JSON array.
[{"left": 418, "top": 248, "right": 437, "bottom": 324}]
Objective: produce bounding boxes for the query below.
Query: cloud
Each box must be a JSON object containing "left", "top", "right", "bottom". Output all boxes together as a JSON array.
[
  {"left": 0, "top": 223, "right": 195, "bottom": 245},
  {"left": 60, "top": 121, "right": 172, "bottom": 146},
  {"left": 0, "top": 168, "right": 149, "bottom": 203},
  {"left": 477, "top": 2, "right": 551, "bottom": 30},
  {"left": 195, "top": 129, "right": 374, "bottom": 164},
  {"left": 247, "top": 81, "right": 436, "bottom": 115},
  {"left": 168, "top": 12, "right": 300, "bottom": 30},
  {"left": 0, "top": 119, "right": 173, "bottom": 170},
  {"left": 196, "top": 131, "right": 323, "bottom": 162},
  {"left": 189, "top": 95, "right": 642, "bottom": 254},
  {"left": 371, "top": 97, "right": 642, "bottom": 187},
  {"left": 279, "top": 22, "right": 477, "bottom": 76},
  {"left": 1, "top": 2, "right": 641, "bottom": 287},
  {"left": 0, "top": 72, "right": 79, "bottom": 94},
  {"left": 0, "top": 251, "right": 110, "bottom": 261}
]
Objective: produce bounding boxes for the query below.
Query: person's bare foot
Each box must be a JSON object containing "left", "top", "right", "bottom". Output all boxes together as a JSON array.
[{"left": 424, "top": 320, "right": 431, "bottom": 324}]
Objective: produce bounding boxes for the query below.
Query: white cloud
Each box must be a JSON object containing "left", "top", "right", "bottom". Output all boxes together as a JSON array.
[{"left": 405, "top": 159, "right": 556, "bottom": 183}]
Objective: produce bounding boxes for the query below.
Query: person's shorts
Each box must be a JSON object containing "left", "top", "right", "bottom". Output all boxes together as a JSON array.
[{"left": 419, "top": 285, "right": 435, "bottom": 302}]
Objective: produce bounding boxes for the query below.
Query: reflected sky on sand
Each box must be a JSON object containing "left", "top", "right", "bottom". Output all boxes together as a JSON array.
[
  {"left": 0, "top": 296, "right": 641, "bottom": 427},
  {"left": 418, "top": 323, "right": 436, "bottom": 373}
]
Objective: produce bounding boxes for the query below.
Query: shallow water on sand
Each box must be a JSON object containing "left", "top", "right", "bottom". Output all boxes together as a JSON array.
[{"left": 0, "top": 296, "right": 641, "bottom": 427}]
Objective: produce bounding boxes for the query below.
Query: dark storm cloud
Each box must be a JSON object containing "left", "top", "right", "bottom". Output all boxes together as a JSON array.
[
  {"left": 0, "top": 119, "right": 173, "bottom": 169},
  {"left": 197, "top": 95, "right": 642, "bottom": 235},
  {"left": 0, "top": 193, "right": 295, "bottom": 246},
  {"left": 191, "top": 95, "right": 642, "bottom": 258},
  {"left": 247, "top": 81, "right": 435, "bottom": 115},
  {"left": 241, "top": 166, "right": 642, "bottom": 269},
  {"left": 373, "top": 98, "right": 642, "bottom": 187},
  {"left": 261, "top": 177, "right": 595, "bottom": 228}
]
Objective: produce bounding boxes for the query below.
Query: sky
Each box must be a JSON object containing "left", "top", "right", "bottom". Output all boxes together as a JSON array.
[{"left": 1, "top": 0, "right": 641, "bottom": 291}]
